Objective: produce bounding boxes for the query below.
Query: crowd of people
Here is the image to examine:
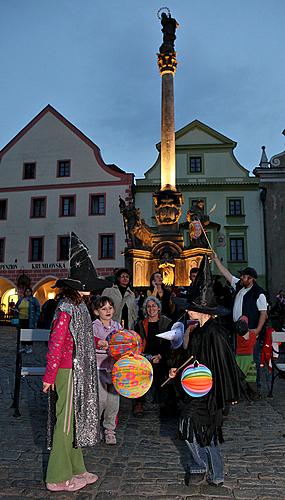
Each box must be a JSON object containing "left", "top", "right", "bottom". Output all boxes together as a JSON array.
[{"left": 9, "top": 261, "right": 285, "bottom": 492}]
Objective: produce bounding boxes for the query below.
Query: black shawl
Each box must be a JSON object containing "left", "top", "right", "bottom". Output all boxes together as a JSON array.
[{"left": 179, "top": 318, "right": 245, "bottom": 446}]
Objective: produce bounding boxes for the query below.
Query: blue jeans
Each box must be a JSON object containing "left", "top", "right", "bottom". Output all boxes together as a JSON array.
[{"left": 185, "top": 436, "right": 224, "bottom": 485}]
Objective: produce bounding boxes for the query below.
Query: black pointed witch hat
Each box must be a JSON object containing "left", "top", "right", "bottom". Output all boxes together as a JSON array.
[
  {"left": 69, "top": 232, "right": 112, "bottom": 292},
  {"left": 185, "top": 255, "right": 229, "bottom": 316}
]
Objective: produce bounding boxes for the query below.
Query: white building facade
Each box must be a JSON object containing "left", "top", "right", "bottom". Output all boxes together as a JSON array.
[{"left": 0, "top": 105, "right": 133, "bottom": 308}]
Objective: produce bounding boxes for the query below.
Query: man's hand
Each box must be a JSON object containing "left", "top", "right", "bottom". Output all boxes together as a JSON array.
[
  {"left": 210, "top": 251, "right": 218, "bottom": 261},
  {"left": 43, "top": 382, "right": 54, "bottom": 393}
]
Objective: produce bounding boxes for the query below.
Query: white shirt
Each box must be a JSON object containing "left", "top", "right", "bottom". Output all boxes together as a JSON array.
[{"left": 231, "top": 276, "right": 267, "bottom": 322}]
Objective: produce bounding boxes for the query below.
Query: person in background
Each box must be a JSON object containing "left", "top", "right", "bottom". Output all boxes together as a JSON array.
[
  {"left": 102, "top": 268, "right": 137, "bottom": 329},
  {"left": 211, "top": 253, "right": 267, "bottom": 394},
  {"left": 41, "top": 296, "right": 59, "bottom": 330},
  {"left": 134, "top": 296, "right": 172, "bottom": 417},
  {"left": 186, "top": 267, "right": 199, "bottom": 304},
  {"left": 147, "top": 271, "right": 175, "bottom": 319},
  {"left": 91, "top": 296, "right": 121, "bottom": 445},
  {"left": 16, "top": 287, "right": 40, "bottom": 354},
  {"left": 42, "top": 278, "right": 99, "bottom": 493}
]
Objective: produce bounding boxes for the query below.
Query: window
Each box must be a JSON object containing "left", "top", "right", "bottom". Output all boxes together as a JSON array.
[
  {"left": 189, "top": 198, "right": 206, "bottom": 211},
  {"left": 23, "top": 162, "right": 36, "bottom": 179},
  {"left": 31, "top": 197, "right": 46, "bottom": 218},
  {"left": 230, "top": 238, "right": 245, "bottom": 262},
  {"left": 228, "top": 199, "right": 242, "bottom": 216},
  {"left": 90, "top": 194, "right": 106, "bottom": 215},
  {"left": 0, "top": 199, "right": 7, "bottom": 220},
  {"left": 57, "top": 160, "right": 71, "bottom": 177},
  {"left": 0, "top": 239, "right": 5, "bottom": 262},
  {"left": 99, "top": 234, "right": 115, "bottom": 259},
  {"left": 30, "top": 237, "right": 43, "bottom": 261},
  {"left": 60, "top": 195, "right": 76, "bottom": 216},
  {"left": 189, "top": 156, "right": 202, "bottom": 173},
  {"left": 58, "top": 236, "right": 70, "bottom": 260}
]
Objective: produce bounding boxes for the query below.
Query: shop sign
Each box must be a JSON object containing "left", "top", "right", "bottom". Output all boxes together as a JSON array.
[
  {"left": 31, "top": 263, "right": 67, "bottom": 269},
  {"left": 0, "top": 264, "right": 18, "bottom": 270}
]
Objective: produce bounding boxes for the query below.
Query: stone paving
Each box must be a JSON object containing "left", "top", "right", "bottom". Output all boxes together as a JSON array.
[{"left": 1, "top": 327, "right": 285, "bottom": 500}]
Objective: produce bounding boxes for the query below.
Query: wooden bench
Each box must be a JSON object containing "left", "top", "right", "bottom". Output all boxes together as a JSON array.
[
  {"left": 269, "top": 331, "right": 285, "bottom": 396},
  {"left": 11, "top": 327, "right": 50, "bottom": 417}
]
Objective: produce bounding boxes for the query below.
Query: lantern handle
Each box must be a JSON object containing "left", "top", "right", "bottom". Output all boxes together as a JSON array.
[{"left": 160, "top": 355, "right": 194, "bottom": 388}]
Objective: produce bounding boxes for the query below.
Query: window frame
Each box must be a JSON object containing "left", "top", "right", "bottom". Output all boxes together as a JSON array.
[
  {"left": 23, "top": 162, "right": 36, "bottom": 180},
  {"left": 0, "top": 238, "right": 5, "bottom": 262},
  {"left": 188, "top": 197, "right": 207, "bottom": 212},
  {"left": 57, "top": 159, "right": 71, "bottom": 178},
  {"left": 57, "top": 235, "right": 70, "bottom": 261},
  {"left": 30, "top": 197, "right": 47, "bottom": 218},
  {"left": 229, "top": 237, "right": 245, "bottom": 262},
  {"left": 29, "top": 236, "right": 44, "bottom": 262},
  {"left": 59, "top": 195, "right": 76, "bottom": 217},
  {"left": 187, "top": 155, "right": 204, "bottom": 175},
  {"left": 98, "top": 233, "right": 115, "bottom": 260},
  {"left": 0, "top": 199, "right": 8, "bottom": 220},
  {"left": 227, "top": 198, "right": 244, "bottom": 216},
  {"left": 89, "top": 193, "right": 106, "bottom": 216}
]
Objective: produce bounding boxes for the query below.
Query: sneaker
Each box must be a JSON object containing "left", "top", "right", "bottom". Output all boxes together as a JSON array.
[
  {"left": 207, "top": 480, "right": 224, "bottom": 487},
  {"left": 186, "top": 472, "right": 206, "bottom": 485},
  {"left": 74, "top": 471, "right": 98, "bottom": 485},
  {"left": 46, "top": 476, "right": 87, "bottom": 491},
  {"left": 104, "top": 429, "right": 117, "bottom": 445}
]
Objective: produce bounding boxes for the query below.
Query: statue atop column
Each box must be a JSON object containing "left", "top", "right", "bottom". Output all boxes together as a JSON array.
[{"left": 159, "top": 10, "right": 179, "bottom": 54}]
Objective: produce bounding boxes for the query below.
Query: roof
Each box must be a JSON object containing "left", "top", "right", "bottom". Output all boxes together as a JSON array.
[{"left": 0, "top": 104, "right": 132, "bottom": 181}]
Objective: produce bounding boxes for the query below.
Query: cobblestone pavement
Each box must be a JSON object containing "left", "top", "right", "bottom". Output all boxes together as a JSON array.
[{"left": 1, "top": 327, "right": 285, "bottom": 500}]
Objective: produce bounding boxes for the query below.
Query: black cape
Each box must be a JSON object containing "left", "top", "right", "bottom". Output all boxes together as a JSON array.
[{"left": 178, "top": 318, "right": 245, "bottom": 446}]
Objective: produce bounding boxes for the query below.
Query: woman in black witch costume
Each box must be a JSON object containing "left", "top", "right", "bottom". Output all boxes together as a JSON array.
[{"left": 169, "top": 256, "right": 244, "bottom": 487}]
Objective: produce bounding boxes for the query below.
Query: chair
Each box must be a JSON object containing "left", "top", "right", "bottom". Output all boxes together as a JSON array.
[
  {"left": 11, "top": 327, "right": 50, "bottom": 417},
  {"left": 268, "top": 331, "right": 285, "bottom": 396}
]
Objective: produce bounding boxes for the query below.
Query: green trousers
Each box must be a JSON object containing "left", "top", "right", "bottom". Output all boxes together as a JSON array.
[
  {"left": 236, "top": 354, "right": 256, "bottom": 383},
  {"left": 46, "top": 369, "right": 86, "bottom": 483}
]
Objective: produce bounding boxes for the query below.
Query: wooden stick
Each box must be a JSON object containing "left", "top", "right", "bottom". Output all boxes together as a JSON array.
[
  {"left": 198, "top": 219, "right": 213, "bottom": 251},
  {"left": 161, "top": 355, "right": 194, "bottom": 387}
]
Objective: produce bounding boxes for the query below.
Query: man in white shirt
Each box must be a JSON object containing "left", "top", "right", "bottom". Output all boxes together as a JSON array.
[{"left": 211, "top": 253, "right": 267, "bottom": 393}]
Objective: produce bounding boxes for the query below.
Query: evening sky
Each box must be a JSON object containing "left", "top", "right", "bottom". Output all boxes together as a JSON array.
[{"left": 1, "top": 0, "right": 284, "bottom": 178}]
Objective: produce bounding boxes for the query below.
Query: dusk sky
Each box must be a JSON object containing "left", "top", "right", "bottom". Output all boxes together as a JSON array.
[{"left": 1, "top": 1, "right": 284, "bottom": 178}]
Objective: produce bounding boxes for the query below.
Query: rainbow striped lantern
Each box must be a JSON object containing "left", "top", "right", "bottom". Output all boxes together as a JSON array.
[
  {"left": 181, "top": 363, "right": 213, "bottom": 398},
  {"left": 112, "top": 354, "right": 153, "bottom": 398},
  {"left": 109, "top": 329, "right": 143, "bottom": 360}
]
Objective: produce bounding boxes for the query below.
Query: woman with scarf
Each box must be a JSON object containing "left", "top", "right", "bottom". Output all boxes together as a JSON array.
[
  {"left": 42, "top": 278, "right": 100, "bottom": 493},
  {"left": 147, "top": 271, "right": 175, "bottom": 319},
  {"left": 133, "top": 296, "right": 172, "bottom": 417},
  {"left": 102, "top": 268, "right": 137, "bottom": 329}
]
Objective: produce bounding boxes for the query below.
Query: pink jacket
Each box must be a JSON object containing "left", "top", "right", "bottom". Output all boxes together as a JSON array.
[{"left": 43, "top": 311, "right": 73, "bottom": 384}]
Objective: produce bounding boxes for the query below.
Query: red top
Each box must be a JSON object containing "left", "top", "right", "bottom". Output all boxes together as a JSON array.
[
  {"left": 236, "top": 331, "right": 256, "bottom": 355},
  {"left": 43, "top": 311, "right": 74, "bottom": 384}
]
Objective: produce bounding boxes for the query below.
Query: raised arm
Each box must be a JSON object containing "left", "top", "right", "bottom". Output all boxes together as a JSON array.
[{"left": 211, "top": 252, "right": 233, "bottom": 285}]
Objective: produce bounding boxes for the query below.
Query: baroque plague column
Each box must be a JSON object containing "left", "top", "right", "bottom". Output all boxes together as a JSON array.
[{"left": 121, "top": 9, "right": 212, "bottom": 287}]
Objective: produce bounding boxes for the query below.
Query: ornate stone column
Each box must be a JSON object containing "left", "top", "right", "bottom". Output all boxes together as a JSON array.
[{"left": 158, "top": 52, "right": 177, "bottom": 191}]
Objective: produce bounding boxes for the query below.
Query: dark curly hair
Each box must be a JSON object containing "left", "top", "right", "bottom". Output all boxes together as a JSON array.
[
  {"left": 114, "top": 268, "right": 131, "bottom": 286},
  {"left": 57, "top": 286, "right": 82, "bottom": 306}
]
